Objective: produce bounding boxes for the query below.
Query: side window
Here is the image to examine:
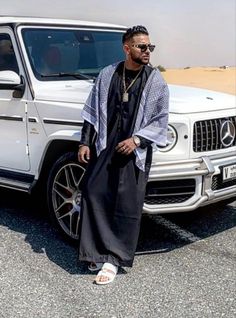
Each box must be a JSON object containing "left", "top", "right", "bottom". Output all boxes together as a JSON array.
[{"left": 0, "top": 34, "right": 19, "bottom": 74}]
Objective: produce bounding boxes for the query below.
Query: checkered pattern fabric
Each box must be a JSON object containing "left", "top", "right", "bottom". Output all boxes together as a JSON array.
[{"left": 82, "top": 62, "right": 169, "bottom": 171}]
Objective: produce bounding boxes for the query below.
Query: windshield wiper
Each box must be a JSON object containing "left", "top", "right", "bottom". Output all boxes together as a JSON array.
[{"left": 41, "top": 72, "right": 96, "bottom": 81}]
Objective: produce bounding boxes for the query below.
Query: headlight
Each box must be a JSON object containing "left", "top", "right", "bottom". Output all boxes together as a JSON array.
[{"left": 159, "top": 125, "right": 178, "bottom": 152}]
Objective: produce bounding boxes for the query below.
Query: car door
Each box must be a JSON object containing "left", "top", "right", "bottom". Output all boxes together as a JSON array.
[{"left": 0, "top": 27, "right": 30, "bottom": 171}]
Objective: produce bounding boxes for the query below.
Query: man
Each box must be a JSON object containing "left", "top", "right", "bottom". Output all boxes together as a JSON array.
[{"left": 78, "top": 25, "right": 169, "bottom": 285}]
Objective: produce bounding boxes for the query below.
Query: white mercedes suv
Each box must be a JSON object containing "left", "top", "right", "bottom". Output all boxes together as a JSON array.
[{"left": 0, "top": 17, "right": 235, "bottom": 240}]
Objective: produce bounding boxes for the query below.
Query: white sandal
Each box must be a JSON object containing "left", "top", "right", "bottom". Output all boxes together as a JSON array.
[
  {"left": 88, "top": 262, "right": 103, "bottom": 272},
  {"left": 95, "top": 262, "right": 118, "bottom": 285}
]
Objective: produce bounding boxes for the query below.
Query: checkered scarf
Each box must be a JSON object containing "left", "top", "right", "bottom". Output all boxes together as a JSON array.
[{"left": 82, "top": 62, "right": 169, "bottom": 171}]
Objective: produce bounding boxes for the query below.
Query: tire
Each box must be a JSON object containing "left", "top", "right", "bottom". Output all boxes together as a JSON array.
[{"left": 47, "top": 152, "right": 86, "bottom": 242}]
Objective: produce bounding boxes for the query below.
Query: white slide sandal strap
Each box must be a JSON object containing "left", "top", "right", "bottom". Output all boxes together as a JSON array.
[
  {"left": 95, "top": 263, "right": 118, "bottom": 285},
  {"left": 102, "top": 262, "right": 118, "bottom": 274}
]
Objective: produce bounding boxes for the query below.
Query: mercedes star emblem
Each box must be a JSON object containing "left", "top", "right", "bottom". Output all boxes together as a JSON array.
[{"left": 220, "top": 120, "right": 236, "bottom": 147}]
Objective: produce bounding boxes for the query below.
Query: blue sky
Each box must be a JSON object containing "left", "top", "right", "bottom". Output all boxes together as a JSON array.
[{"left": 2, "top": 0, "right": 236, "bottom": 67}]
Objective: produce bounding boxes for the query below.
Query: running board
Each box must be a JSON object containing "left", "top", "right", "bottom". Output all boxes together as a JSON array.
[{"left": 0, "top": 176, "right": 32, "bottom": 192}]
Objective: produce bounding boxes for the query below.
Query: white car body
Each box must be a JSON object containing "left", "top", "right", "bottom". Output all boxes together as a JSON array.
[{"left": 0, "top": 17, "right": 235, "bottom": 239}]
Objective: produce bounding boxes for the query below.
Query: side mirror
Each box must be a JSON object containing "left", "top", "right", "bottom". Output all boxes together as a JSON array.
[
  {"left": 0, "top": 71, "right": 25, "bottom": 98},
  {"left": 0, "top": 70, "right": 21, "bottom": 86}
]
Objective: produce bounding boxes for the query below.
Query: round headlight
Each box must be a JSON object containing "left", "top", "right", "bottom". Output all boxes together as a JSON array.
[{"left": 159, "top": 125, "right": 178, "bottom": 152}]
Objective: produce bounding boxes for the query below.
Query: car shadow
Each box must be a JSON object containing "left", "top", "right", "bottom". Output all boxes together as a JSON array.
[
  {"left": 0, "top": 188, "right": 83, "bottom": 274},
  {"left": 137, "top": 202, "right": 236, "bottom": 253},
  {"left": 0, "top": 188, "right": 235, "bottom": 274}
]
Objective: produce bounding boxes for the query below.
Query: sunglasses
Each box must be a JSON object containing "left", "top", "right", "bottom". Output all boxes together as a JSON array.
[{"left": 132, "top": 43, "right": 156, "bottom": 52}]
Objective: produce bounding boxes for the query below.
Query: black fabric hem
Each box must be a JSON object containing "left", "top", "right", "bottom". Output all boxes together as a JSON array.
[{"left": 78, "top": 254, "right": 134, "bottom": 267}]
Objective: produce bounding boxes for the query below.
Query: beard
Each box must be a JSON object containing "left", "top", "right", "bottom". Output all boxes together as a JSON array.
[{"left": 131, "top": 53, "right": 150, "bottom": 65}]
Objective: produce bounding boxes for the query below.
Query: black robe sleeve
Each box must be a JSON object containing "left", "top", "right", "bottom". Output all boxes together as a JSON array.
[
  {"left": 80, "top": 120, "right": 96, "bottom": 147},
  {"left": 136, "top": 135, "right": 153, "bottom": 149}
]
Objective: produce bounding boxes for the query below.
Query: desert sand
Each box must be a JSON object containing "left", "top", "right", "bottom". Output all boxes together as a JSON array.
[{"left": 162, "top": 67, "right": 236, "bottom": 95}]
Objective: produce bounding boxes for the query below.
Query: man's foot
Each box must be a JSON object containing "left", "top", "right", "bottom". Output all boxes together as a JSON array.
[
  {"left": 95, "top": 263, "right": 118, "bottom": 285},
  {"left": 88, "top": 262, "right": 103, "bottom": 272}
]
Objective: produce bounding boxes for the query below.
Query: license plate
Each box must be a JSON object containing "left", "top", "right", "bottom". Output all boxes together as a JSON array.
[{"left": 222, "top": 164, "right": 236, "bottom": 181}]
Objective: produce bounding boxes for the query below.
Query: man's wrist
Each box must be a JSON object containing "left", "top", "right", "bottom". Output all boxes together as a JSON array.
[{"left": 78, "top": 144, "right": 88, "bottom": 148}]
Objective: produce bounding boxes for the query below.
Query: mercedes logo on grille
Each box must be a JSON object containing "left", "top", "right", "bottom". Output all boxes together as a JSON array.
[{"left": 220, "top": 120, "right": 235, "bottom": 147}]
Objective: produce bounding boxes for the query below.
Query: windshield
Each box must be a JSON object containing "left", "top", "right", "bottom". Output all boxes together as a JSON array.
[{"left": 21, "top": 28, "right": 125, "bottom": 81}]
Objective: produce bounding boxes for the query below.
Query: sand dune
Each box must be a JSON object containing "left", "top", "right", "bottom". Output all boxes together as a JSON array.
[{"left": 162, "top": 67, "right": 236, "bottom": 95}]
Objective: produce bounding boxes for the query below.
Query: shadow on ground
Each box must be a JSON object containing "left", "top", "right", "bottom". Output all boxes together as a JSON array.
[{"left": 0, "top": 188, "right": 235, "bottom": 273}]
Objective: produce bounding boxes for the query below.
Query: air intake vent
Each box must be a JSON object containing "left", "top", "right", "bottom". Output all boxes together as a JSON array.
[{"left": 145, "top": 179, "right": 195, "bottom": 205}]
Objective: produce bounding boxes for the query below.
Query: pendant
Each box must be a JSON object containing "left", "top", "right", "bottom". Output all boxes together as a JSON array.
[{"left": 123, "top": 92, "right": 129, "bottom": 102}]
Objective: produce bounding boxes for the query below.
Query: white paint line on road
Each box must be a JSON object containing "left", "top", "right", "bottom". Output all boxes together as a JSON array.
[
  {"left": 135, "top": 248, "right": 169, "bottom": 255},
  {"left": 152, "top": 215, "right": 202, "bottom": 243}
]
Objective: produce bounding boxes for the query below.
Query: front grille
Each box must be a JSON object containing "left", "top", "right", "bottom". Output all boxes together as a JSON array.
[
  {"left": 145, "top": 179, "right": 195, "bottom": 205},
  {"left": 211, "top": 174, "right": 236, "bottom": 190},
  {"left": 193, "top": 117, "right": 236, "bottom": 152}
]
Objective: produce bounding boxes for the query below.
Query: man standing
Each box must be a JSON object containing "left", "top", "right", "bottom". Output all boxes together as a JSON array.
[{"left": 78, "top": 25, "right": 169, "bottom": 285}]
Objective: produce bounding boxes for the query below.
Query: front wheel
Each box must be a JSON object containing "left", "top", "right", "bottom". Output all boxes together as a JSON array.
[{"left": 47, "top": 152, "right": 86, "bottom": 242}]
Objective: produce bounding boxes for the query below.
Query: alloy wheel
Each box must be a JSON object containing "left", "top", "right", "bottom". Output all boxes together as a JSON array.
[{"left": 51, "top": 162, "right": 85, "bottom": 240}]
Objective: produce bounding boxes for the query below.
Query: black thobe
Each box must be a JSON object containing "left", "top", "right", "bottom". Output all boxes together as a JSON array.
[{"left": 78, "top": 62, "right": 153, "bottom": 267}]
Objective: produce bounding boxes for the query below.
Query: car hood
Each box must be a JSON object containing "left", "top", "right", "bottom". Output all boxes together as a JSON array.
[
  {"left": 168, "top": 85, "right": 236, "bottom": 113},
  {"left": 34, "top": 82, "right": 236, "bottom": 113},
  {"left": 34, "top": 80, "right": 94, "bottom": 105}
]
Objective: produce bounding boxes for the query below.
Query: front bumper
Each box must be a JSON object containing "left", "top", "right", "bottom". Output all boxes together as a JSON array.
[{"left": 143, "top": 152, "right": 236, "bottom": 213}]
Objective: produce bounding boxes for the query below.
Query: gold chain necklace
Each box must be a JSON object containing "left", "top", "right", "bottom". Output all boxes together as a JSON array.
[{"left": 122, "top": 63, "right": 143, "bottom": 102}]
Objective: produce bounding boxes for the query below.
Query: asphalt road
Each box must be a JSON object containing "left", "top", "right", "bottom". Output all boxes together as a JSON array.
[{"left": 0, "top": 188, "right": 235, "bottom": 318}]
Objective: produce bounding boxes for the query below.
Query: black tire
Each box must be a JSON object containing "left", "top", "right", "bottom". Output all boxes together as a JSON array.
[{"left": 47, "top": 152, "right": 86, "bottom": 242}]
